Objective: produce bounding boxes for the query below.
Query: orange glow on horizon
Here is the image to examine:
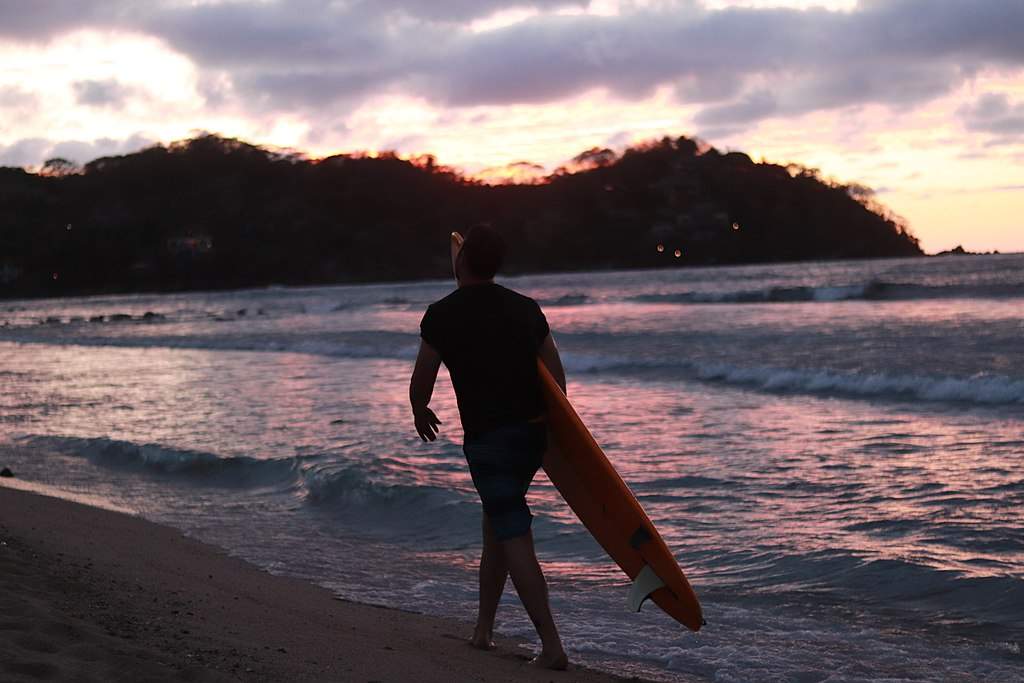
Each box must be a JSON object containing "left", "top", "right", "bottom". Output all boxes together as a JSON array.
[{"left": 470, "top": 161, "right": 548, "bottom": 185}]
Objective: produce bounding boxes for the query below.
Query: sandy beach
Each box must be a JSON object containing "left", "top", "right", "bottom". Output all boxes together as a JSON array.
[{"left": 0, "top": 482, "right": 643, "bottom": 682}]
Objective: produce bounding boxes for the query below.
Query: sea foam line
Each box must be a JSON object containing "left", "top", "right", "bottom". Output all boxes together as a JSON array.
[
  {"left": 559, "top": 353, "right": 1024, "bottom": 406},
  {"left": 691, "top": 362, "right": 1024, "bottom": 405},
  {"left": 5, "top": 332, "right": 1021, "bottom": 406},
  {"left": 627, "top": 280, "right": 1024, "bottom": 305}
]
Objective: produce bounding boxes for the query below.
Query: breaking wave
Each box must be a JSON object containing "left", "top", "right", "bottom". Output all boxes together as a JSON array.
[
  {"left": 21, "top": 435, "right": 307, "bottom": 487},
  {"left": 629, "top": 280, "right": 1024, "bottom": 305},
  {"left": 691, "top": 362, "right": 1024, "bottom": 405},
  {"left": 559, "top": 354, "right": 1024, "bottom": 406}
]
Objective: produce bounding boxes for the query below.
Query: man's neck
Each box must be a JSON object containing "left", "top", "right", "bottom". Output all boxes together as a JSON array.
[{"left": 458, "top": 277, "right": 494, "bottom": 288}]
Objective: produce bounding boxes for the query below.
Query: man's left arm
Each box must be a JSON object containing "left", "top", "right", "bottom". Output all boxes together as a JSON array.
[{"left": 410, "top": 340, "right": 443, "bottom": 441}]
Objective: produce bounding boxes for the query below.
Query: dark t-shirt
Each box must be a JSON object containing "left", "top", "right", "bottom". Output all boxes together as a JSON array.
[{"left": 420, "top": 283, "right": 550, "bottom": 439}]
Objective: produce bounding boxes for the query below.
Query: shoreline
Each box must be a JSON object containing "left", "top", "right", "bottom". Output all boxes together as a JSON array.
[
  {"left": 0, "top": 483, "right": 650, "bottom": 682},
  {"left": 0, "top": 252, "right": 951, "bottom": 304}
]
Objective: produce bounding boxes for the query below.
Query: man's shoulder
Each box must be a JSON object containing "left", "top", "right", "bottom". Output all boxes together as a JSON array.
[
  {"left": 425, "top": 284, "right": 541, "bottom": 317},
  {"left": 425, "top": 288, "right": 463, "bottom": 315},
  {"left": 494, "top": 284, "right": 541, "bottom": 309}
]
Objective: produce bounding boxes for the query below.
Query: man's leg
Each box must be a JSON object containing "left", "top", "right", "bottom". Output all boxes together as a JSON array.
[
  {"left": 472, "top": 514, "right": 508, "bottom": 649},
  {"left": 502, "top": 531, "right": 568, "bottom": 670}
]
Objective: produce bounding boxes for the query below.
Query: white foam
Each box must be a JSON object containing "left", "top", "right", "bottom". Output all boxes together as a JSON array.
[
  {"left": 562, "top": 352, "right": 1024, "bottom": 406},
  {"left": 693, "top": 362, "right": 1024, "bottom": 405}
]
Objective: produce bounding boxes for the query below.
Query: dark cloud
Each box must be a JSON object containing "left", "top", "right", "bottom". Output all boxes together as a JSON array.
[
  {"left": 694, "top": 89, "right": 776, "bottom": 126},
  {"left": 144, "top": 1, "right": 367, "bottom": 69},
  {"left": 72, "top": 79, "right": 133, "bottom": 107},
  {"left": 960, "top": 92, "right": 1024, "bottom": 138},
  {"left": 235, "top": 70, "right": 386, "bottom": 109},
  {"left": 137, "top": 0, "right": 441, "bottom": 113},
  {"left": 365, "top": 0, "right": 587, "bottom": 22},
  {"left": 675, "top": 70, "right": 745, "bottom": 105},
  {"left": 436, "top": 7, "right": 708, "bottom": 106},
  {"left": 0, "top": 134, "right": 153, "bottom": 168},
  {"left": 781, "top": 62, "right": 964, "bottom": 115},
  {"left": 0, "top": 1, "right": 133, "bottom": 40},
  {"left": 0, "top": 138, "right": 50, "bottom": 167},
  {"left": 693, "top": 125, "right": 748, "bottom": 144},
  {"left": 0, "top": 0, "right": 1022, "bottom": 128},
  {"left": 0, "top": 0, "right": 586, "bottom": 40},
  {"left": 438, "top": 17, "right": 621, "bottom": 105},
  {"left": 855, "top": 0, "right": 1024, "bottom": 64},
  {"left": 417, "top": 0, "right": 1023, "bottom": 125}
]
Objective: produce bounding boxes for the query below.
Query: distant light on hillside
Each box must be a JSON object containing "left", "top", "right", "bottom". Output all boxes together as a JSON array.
[
  {"left": 674, "top": 249, "right": 682, "bottom": 258},
  {"left": 732, "top": 222, "right": 740, "bottom": 230},
  {"left": 656, "top": 244, "right": 665, "bottom": 253}
]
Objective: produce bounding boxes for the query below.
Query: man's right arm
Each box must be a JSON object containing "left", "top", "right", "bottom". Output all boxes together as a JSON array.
[
  {"left": 410, "top": 340, "right": 443, "bottom": 441},
  {"left": 538, "top": 333, "right": 567, "bottom": 395}
]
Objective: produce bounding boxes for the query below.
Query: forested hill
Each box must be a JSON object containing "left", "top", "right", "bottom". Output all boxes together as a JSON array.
[{"left": 0, "top": 134, "right": 921, "bottom": 298}]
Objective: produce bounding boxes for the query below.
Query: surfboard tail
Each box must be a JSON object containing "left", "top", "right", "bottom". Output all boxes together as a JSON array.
[
  {"left": 537, "top": 359, "right": 704, "bottom": 632},
  {"left": 627, "top": 564, "right": 666, "bottom": 612}
]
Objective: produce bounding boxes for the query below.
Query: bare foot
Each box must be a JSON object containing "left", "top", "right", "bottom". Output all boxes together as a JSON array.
[
  {"left": 530, "top": 650, "right": 569, "bottom": 671},
  {"left": 469, "top": 629, "right": 496, "bottom": 650}
]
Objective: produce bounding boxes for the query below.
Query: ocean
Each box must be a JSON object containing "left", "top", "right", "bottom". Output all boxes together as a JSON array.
[{"left": 1, "top": 253, "right": 1022, "bottom": 681}]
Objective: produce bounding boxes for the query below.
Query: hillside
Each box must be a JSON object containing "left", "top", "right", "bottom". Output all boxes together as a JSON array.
[{"left": 0, "top": 134, "right": 921, "bottom": 297}]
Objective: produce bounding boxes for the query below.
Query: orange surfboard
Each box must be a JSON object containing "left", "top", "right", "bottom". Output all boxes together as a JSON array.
[{"left": 450, "top": 232, "right": 703, "bottom": 631}]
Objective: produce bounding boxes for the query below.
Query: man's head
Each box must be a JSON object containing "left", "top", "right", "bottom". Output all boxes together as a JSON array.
[{"left": 459, "top": 224, "right": 505, "bottom": 280}]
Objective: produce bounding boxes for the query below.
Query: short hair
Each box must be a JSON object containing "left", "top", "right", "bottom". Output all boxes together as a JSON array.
[{"left": 461, "top": 224, "right": 505, "bottom": 279}]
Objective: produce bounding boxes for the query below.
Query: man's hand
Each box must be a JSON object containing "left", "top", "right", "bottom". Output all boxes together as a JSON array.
[
  {"left": 414, "top": 406, "right": 442, "bottom": 442},
  {"left": 410, "top": 340, "right": 443, "bottom": 441}
]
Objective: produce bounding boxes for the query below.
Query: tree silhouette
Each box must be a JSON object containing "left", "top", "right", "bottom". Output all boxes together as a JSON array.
[
  {"left": 40, "top": 157, "right": 80, "bottom": 177},
  {"left": 0, "top": 133, "right": 921, "bottom": 298}
]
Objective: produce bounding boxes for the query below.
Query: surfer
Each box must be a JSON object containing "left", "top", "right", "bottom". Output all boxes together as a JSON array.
[{"left": 410, "top": 224, "right": 569, "bottom": 670}]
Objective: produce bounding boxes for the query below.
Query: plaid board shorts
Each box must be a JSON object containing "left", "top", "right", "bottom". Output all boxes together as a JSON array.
[{"left": 463, "top": 421, "right": 547, "bottom": 541}]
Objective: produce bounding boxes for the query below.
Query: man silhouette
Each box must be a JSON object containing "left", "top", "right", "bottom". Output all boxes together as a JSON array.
[{"left": 409, "top": 224, "right": 569, "bottom": 670}]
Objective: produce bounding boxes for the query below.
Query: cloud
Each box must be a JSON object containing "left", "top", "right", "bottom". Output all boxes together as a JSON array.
[
  {"left": 0, "top": 0, "right": 585, "bottom": 41},
  {"left": 0, "top": 0, "right": 1022, "bottom": 126},
  {"left": 674, "top": 70, "right": 746, "bottom": 105},
  {"left": 604, "top": 130, "right": 634, "bottom": 149},
  {"left": 0, "top": 85, "right": 38, "bottom": 108},
  {"left": 0, "top": 138, "right": 50, "bottom": 167},
  {"left": 959, "top": 92, "right": 1024, "bottom": 138},
  {"left": 72, "top": 79, "right": 134, "bottom": 107},
  {"left": 694, "top": 89, "right": 777, "bottom": 126},
  {"left": 955, "top": 149, "right": 991, "bottom": 160},
  {"left": 0, "top": 1, "right": 132, "bottom": 40},
  {"left": 694, "top": 125, "right": 748, "bottom": 143},
  {"left": 368, "top": 0, "right": 587, "bottom": 22},
  {"left": 0, "top": 134, "right": 154, "bottom": 168}
]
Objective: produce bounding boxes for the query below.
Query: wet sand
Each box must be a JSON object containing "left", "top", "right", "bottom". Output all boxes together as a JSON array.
[{"left": 0, "top": 484, "right": 645, "bottom": 682}]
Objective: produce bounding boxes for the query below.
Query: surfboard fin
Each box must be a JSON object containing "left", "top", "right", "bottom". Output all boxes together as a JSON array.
[{"left": 627, "top": 564, "right": 666, "bottom": 612}]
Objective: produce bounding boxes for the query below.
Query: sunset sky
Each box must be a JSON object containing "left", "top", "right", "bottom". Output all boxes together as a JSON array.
[{"left": 1, "top": 0, "right": 1022, "bottom": 253}]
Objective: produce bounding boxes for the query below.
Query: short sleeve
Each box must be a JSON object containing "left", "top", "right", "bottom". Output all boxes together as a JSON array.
[
  {"left": 420, "top": 304, "right": 443, "bottom": 351},
  {"left": 533, "top": 301, "right": 550, "bottom": 347}
]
